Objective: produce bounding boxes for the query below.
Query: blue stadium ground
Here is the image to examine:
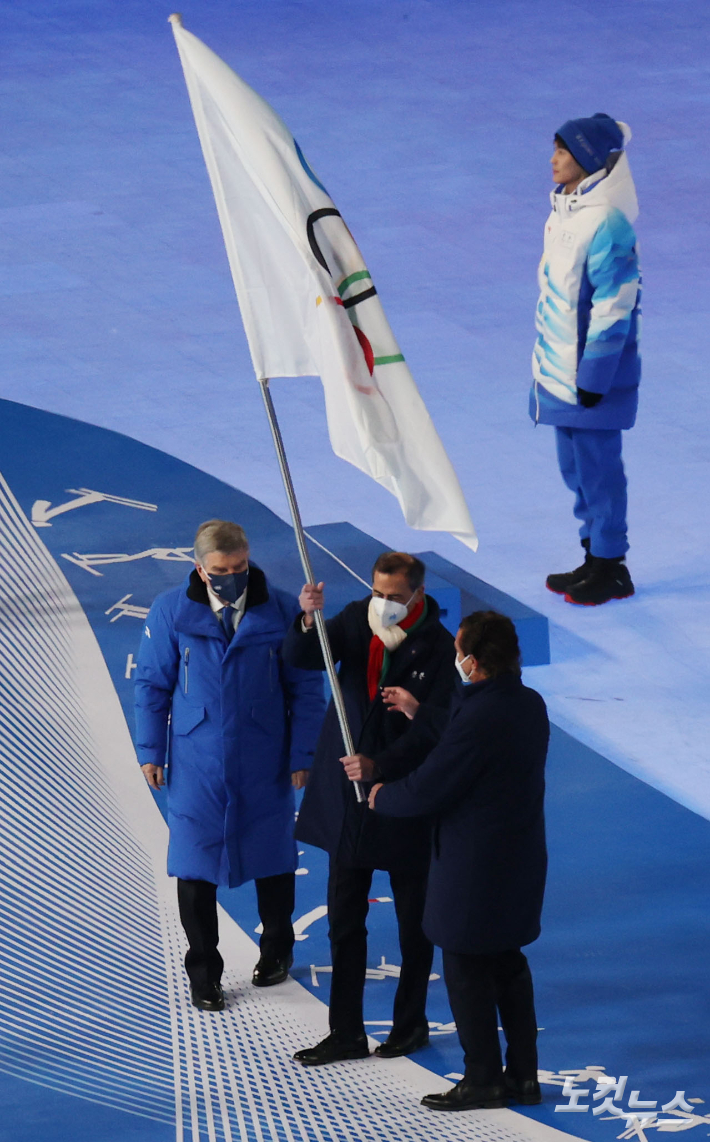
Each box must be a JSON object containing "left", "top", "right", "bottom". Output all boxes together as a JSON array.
[{"left": 0, "top": 2, "right": 709, "bottom": 1139}]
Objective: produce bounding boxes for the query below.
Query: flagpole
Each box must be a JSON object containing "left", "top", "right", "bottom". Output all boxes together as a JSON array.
[{"left": 259, "top": 378, "right": 365, "bottom": 805}]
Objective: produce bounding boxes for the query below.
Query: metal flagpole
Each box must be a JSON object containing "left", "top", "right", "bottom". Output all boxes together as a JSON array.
[{"left": 259, "top": 378, "right": 365, "bottom": 804}]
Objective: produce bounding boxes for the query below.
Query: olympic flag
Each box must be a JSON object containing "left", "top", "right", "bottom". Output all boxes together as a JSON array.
[{"left": 169, "top": 16, "right": 478, "bottom": 551}]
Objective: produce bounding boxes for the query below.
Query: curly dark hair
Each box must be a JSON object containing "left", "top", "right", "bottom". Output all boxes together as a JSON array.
[{"left": 458, "top": 610, "right": 521, "bottom": 677}]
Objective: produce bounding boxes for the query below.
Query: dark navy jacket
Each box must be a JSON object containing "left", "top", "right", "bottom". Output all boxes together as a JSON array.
[
  {"left": 375, "top": 673, "right": 549, "bottom": 953},
  {"left": 282, "top": 595, "right": 456, "bottom": 872}
]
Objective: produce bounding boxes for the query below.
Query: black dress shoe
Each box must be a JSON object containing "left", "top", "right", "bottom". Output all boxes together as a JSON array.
[
  {"left": 421, "top": 1077, "right": 507, "bottom": 1111},
  {"left": 190, "top": 982, "right": 225, "bottom": 1012},
  {"left": 252, "top": 954, "right": 293, "bottom": 987},
  {"left": 505, "top": 1076, "right": 542, "bottom": 1105},
  {"left": 374, "top": 1024, "right": 429, "bottom": 1058},
  {"left": 293, "top": 1032, "right": 370, "bottom": 1066}
]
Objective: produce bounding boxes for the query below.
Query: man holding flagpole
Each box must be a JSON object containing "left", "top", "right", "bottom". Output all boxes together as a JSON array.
[{"left": 283, "top": 553, "right": 456, "bottom": 1065}]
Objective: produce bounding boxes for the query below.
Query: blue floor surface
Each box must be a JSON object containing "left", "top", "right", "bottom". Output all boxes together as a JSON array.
[
  {"left": 1, "top": 402, "right": 709, "bottom": 1140},
  {"left": 1, "top": 0, "right": 710, "bottom": 1136},
  {"left": 0, "top": 1074, "right": 174, "bottom": 1142},
  {"left": 225, "top": 724, "right": 710, "bottom": 1139}
]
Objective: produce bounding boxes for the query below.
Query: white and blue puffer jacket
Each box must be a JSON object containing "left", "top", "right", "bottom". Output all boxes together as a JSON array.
[{"left": 530, "top": 128, "right": 641, "bottom": 430}]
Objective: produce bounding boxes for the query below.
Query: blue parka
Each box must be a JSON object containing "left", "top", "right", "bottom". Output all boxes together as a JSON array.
[
  {"left": 134, "top": 566, "right": 326, "bottom": 887},
  {"left": 530, "top": 143, "right": 641, "bottom": 431}
]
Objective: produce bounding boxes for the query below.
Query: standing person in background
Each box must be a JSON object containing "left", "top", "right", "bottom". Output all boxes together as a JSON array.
[
  {"left": 135, "top": 520, "right": 325, "bottom": 1011},
  {"left": 283, "top": 553, "right": 456, "bottom": 1065},
  {"left": 369, "top": 612, "right": 549, "bottom": 1112},
  {"left": 532, "top": 113, "right": 641, "bottom": 606}
]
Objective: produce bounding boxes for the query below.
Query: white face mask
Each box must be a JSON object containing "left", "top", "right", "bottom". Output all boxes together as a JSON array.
[
  {"left": 455, "top": 654, "right": 473, "bottom": 685},
  {"left": 370, "top": 593, "right": 414, "bottom": 629}
]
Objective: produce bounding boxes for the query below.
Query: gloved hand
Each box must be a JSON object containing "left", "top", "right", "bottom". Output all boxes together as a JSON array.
[{"left": 577, "top": 387, "right": 603, "bottom": 408}]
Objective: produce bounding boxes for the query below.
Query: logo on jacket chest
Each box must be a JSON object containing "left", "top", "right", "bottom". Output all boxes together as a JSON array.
[{"left": 560, "top": 229, "right": 575, "bottom": 249}]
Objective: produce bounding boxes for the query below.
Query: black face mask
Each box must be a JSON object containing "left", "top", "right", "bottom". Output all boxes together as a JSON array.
[{"left": 207, "top": 568, "right": 248, "bottom": 604}]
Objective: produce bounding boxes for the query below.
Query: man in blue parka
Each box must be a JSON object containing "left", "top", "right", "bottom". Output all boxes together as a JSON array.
[
  {"left": 135, "top": 519, "right": 325, "bottom": 1011},
  {"left": 532, "top": 113, "right": 641, "bottom": 606}
]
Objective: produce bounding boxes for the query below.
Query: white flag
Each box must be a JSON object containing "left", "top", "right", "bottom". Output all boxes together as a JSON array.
[{"left": 169, "top": 16, "right": 478, "bottom": 551}]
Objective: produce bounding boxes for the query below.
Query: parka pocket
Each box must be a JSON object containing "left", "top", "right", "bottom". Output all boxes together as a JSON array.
[
  {"left": 171, "top": 702, "right": 206, "bottom": 736},
  {"left": 250, "top": 697, "right": 285, "bottom": 733}
]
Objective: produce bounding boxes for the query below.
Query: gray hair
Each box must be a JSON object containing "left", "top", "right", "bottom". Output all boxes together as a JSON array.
[{"left": 194, "top": 519, "right": 248, "bottom": 565}]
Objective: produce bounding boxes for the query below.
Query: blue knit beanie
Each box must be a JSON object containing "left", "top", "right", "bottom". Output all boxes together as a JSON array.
[{"left": 555, "top": 113, "right": 624, "bottom": 174}]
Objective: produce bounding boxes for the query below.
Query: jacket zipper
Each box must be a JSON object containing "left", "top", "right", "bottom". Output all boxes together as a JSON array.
[{"left": 184, "top": 647, "right": 190, "bottom": 694}]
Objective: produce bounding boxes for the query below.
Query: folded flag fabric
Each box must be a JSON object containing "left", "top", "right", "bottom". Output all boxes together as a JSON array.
[{"left": 169, "top": 16, "right": 477, "bottom": 551}]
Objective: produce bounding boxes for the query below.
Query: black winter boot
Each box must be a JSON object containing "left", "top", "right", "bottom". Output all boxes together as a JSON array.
[
  {"left": 546, "top": 539, "right": 591, "bottom": 594},
  {"left": 565, "top": 556, "right": 634, "bottom": 606}
]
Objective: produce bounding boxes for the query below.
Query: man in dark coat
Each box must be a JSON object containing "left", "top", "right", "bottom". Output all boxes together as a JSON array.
[
  {"left": 135, "top": 520, "right": 325, "bottom": 1012},
  {"left": 282, "top": 552, "right": 456, "bottom": 1065},
  {"left": 369, "top": 610, "right": 549, "bottom": 1112}
]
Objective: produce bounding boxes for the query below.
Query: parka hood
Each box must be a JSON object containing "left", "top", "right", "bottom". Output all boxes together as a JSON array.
[{"left": 551, "top": 125, "right": 638, "bottom": 225}]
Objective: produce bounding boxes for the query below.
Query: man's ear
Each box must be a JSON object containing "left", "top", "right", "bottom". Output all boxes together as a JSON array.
[{"left": 195, "top": 563, "right": 208, "bottom": 584}]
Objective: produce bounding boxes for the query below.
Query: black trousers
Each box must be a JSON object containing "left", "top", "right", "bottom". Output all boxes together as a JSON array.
[
  {"left": 442, "top": 948, "right": 538, "bottom": 1086},
  {"left": 177, "top": 874, "right": 295, "bottom": 989},
  {"left": 326, "top": 860, "right": 433, "bottom": 1038}
]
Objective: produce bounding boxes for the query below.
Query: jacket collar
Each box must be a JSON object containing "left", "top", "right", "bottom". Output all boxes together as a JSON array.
[
  {"left": 177, "top": 564, "right": 271, "bottom": 640},
  {"left": 457, "top": 671, "right": 523, "bottom": 699}
]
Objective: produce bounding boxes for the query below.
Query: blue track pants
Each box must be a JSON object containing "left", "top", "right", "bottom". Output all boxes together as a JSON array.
[{"left": 555, "top": 427, "right": 628, "bottom": 559}]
